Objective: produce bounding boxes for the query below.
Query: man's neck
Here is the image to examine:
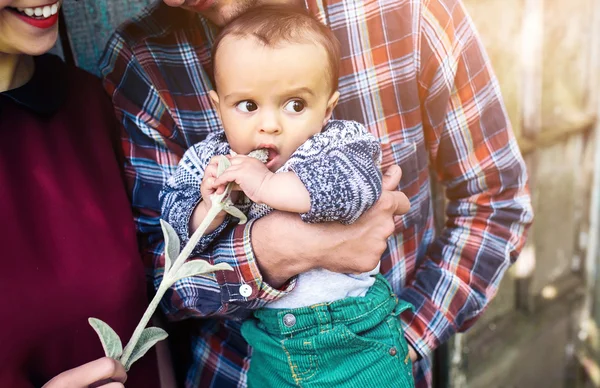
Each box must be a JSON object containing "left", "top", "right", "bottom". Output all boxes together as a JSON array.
[{"left": 0, "top": 53, "right": 34, "bottom": 93}]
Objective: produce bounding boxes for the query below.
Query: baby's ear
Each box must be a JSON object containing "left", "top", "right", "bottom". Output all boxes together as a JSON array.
[
  {"left": 209, "top": 90, "right": 221, "bottom": 116},
  {"left": 323, "top": 91, "right": 340, "bottom": 125}
]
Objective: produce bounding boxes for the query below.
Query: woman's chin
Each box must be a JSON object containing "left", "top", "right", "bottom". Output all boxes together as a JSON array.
[{"left": 18, "top": 33, "right": 58, "bottom": 56}]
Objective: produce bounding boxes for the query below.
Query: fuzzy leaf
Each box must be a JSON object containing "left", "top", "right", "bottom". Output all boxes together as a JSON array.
[
  {"left": 223, "top": 204, "right": 247, "bottom": 224},
  {"left": 122, "top": 327, "right": 168, "bottom": 371},
  {"left": 247, "top": 148, "right": 269, "bottom": 163},
  {"left": 171, "top": 260, "right": 233, "bottom": 283},
  {"left": 216, "top": 156, "right": 231, "bottom": 177},
  {"left": 89, "top": 318, "right": 123, "bottom": 359},
  {"left": 160, "top": 219, "right": 180, "bottom": 273}
]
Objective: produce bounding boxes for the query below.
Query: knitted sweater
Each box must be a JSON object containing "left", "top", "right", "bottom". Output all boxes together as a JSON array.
[{"left": 160, "top": 120, "right": 383, "bottom": 307}]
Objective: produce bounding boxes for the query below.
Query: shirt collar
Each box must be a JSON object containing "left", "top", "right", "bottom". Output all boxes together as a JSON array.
[{"left": 0, "top": 54, "right": 67, "bottom": 116}]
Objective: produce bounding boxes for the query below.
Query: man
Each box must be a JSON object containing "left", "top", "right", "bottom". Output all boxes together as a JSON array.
[{"left": 100, "top": 1, "right": 534, "bottom": 387}]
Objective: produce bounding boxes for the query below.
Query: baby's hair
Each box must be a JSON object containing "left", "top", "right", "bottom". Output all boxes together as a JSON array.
[{"left": 211, "top": 4, "right": 341, "bottom": 93}]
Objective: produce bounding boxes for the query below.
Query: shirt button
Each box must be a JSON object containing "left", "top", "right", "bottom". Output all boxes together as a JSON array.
[
  {"left": 239, "top": 284, "right": 252, "bottom": 297},
  {"left": 389, "top": 347, "right": 397, "bottom": 356},
  {"left": 283, "top": 313, "right": 296, "bottom": 327}
]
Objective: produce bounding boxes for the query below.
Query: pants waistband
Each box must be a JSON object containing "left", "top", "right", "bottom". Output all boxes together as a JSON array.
[{"left": 253, "top": 274, "right": 411, "bottom": 336}]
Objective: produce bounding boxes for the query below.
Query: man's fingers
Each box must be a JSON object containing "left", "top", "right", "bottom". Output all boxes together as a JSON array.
[
  {"left": 380, "top": 165, "right": 409, "bottom": 215},
  {"left": 382, "top": 190, "right": 411, "bottom": 216},
  {"left": 382, "top": 165, "right": 402, "bottom": 191}
]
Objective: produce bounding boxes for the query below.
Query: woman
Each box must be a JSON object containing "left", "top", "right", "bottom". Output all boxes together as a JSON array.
[{"left": 0, "top": 1, "right": 160, "bottom": 386}]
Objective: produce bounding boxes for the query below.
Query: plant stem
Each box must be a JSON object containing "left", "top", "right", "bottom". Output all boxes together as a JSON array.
[
  {"left": 119, "top": 282, "right": 168, "bottom": 366},
  {"left": 170, "top": 204, "right": 223, "bottom": 274},
  {"left": 119, "top": 203, "right": 224, "bottom": 367}
]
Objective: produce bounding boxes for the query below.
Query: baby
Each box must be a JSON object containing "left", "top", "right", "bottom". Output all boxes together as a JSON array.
[{"left": 160, "top": 5, "right": 414, "bottom": 388}]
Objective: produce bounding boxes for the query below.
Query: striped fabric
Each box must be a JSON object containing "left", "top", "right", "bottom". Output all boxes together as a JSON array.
[{"left": 100, "top": 1, "right": 534, "bottom": 387}]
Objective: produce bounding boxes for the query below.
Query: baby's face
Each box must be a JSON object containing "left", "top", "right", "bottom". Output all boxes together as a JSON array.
[{"left": 210, "top": 36, "right": 339, "bottom": 172}]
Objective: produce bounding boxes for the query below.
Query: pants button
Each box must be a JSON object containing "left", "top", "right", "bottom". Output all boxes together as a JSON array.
[
  {"left": 283, "top": 313, "right": 296, "bottom": 327},
  {"left": 389, "top": 347, "right": 397, "bottom": 356}
]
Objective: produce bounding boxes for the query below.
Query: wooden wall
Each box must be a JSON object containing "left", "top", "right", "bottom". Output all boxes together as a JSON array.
[{"left": 454, "top": 0, "right": 600, "bottom": 387}]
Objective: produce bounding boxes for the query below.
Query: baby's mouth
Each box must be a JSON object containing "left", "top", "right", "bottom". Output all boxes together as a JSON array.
[
  {"left": 254, "top": 145, "right": 280, "bottom": 170},
  {"left": 266, "top": 149, "right": 278, "bottom": 163}
]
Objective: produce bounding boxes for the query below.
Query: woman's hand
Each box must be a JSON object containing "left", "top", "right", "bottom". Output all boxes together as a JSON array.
[{"left": 42, "top": 357, "right": 127, "bottom": 388}]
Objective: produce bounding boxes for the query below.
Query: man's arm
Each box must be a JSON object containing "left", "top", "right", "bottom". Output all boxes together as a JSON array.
[
  {"left": 399, "top": 0, "right": 534, "bottom": 359},
  {"left": 253, "top": 165, "right": 410, "bottom": 287}
]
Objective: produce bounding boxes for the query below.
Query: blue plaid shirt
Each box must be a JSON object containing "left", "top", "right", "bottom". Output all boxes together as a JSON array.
[{"left": 100, "top": 1, "right": 534, "bottom": 387}]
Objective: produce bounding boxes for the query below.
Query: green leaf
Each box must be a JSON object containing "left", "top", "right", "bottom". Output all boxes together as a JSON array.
[
  {"left": 223, "top": 204, "right": 248, "bottom": 224},
  {"left": 88, "top": 318, "right": 123, "bottom": 359},
  {"left": 122, "top": 327, "right": 168, "bottom": 371},
  {"left": 171, "top": 260, "right": 233, "bottom": 283},
  {"left": 160, "top": 219, "right": 180, "bottom": 273},
  {"left": 216, "top": 156, "right": 231, "bottom": 177}
]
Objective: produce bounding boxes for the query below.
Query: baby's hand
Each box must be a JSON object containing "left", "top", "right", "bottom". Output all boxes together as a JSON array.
[
  {"left": 200, "top": 156, "right": 237, "bottom": 207},
  {"left": 214, "top": 155, "right": 273, "bottom": 204}
]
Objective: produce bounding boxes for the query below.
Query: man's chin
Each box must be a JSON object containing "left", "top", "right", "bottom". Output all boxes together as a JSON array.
[
  {"left": 184, "top": 0, "right": 260, "bottom": 25},
  {"left": 162, "top": 0, "right": 215, "bottom": 11},
  {"left": 186, "top": 0, "right": 217, "bottom": 12}
]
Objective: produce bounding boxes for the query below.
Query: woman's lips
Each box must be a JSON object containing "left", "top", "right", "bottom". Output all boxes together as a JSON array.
[{"left": 7, "top": 2, "right": 60, "bottom": 29}]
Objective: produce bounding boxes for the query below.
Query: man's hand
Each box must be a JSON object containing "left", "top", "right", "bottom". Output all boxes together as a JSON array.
[
  {"left": 408, "top": 344, "right": 418, "bottom": 363},
  {"left": 42, "top": 357, "right": 127, "bottom": 388},
  {"left": 252, "top": 165, "right": 410, "bottom": 287}
]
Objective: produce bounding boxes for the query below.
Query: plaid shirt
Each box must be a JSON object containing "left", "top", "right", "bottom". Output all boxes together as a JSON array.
[{"left": 100, "top": 1, "right": 533, "bottom": 387}]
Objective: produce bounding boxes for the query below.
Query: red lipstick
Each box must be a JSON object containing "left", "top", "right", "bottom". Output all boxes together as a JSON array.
[
  {"left": 13, "top": 11, "right": 58, "bottom": 29},
  {"left": 8, "top": 3, "right": 60, "bottom": 30}
]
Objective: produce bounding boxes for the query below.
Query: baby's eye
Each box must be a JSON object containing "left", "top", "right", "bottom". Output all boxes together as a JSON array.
[
  {"left": 283, "top": 100, "right": 305, "bottom": 113},
  {"left": 236, "top": 100, "right": 258, "bottom": 112}
]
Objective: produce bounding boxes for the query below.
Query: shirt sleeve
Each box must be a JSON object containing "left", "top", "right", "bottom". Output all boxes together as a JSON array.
[
  {"left": 159, "top": 132, "right": 234, "bottom": 254},
  {"left": 399, "top": 0, "right": 534, "bottom": 358},
  {"left": 286, "top": 120, "right": 383, "bottom": 224},
  {"left": 99, "top": 31, "right": 295, "bottom": 321}
]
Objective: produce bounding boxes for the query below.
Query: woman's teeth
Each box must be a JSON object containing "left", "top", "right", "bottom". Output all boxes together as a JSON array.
[{"left": 15, "top": 2, "right": 59, "bottom": 18}]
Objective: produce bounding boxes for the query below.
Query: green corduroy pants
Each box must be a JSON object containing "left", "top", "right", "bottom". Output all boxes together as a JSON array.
[{"left": 241, "top": 275, "right": 415, "bottom": 388}]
